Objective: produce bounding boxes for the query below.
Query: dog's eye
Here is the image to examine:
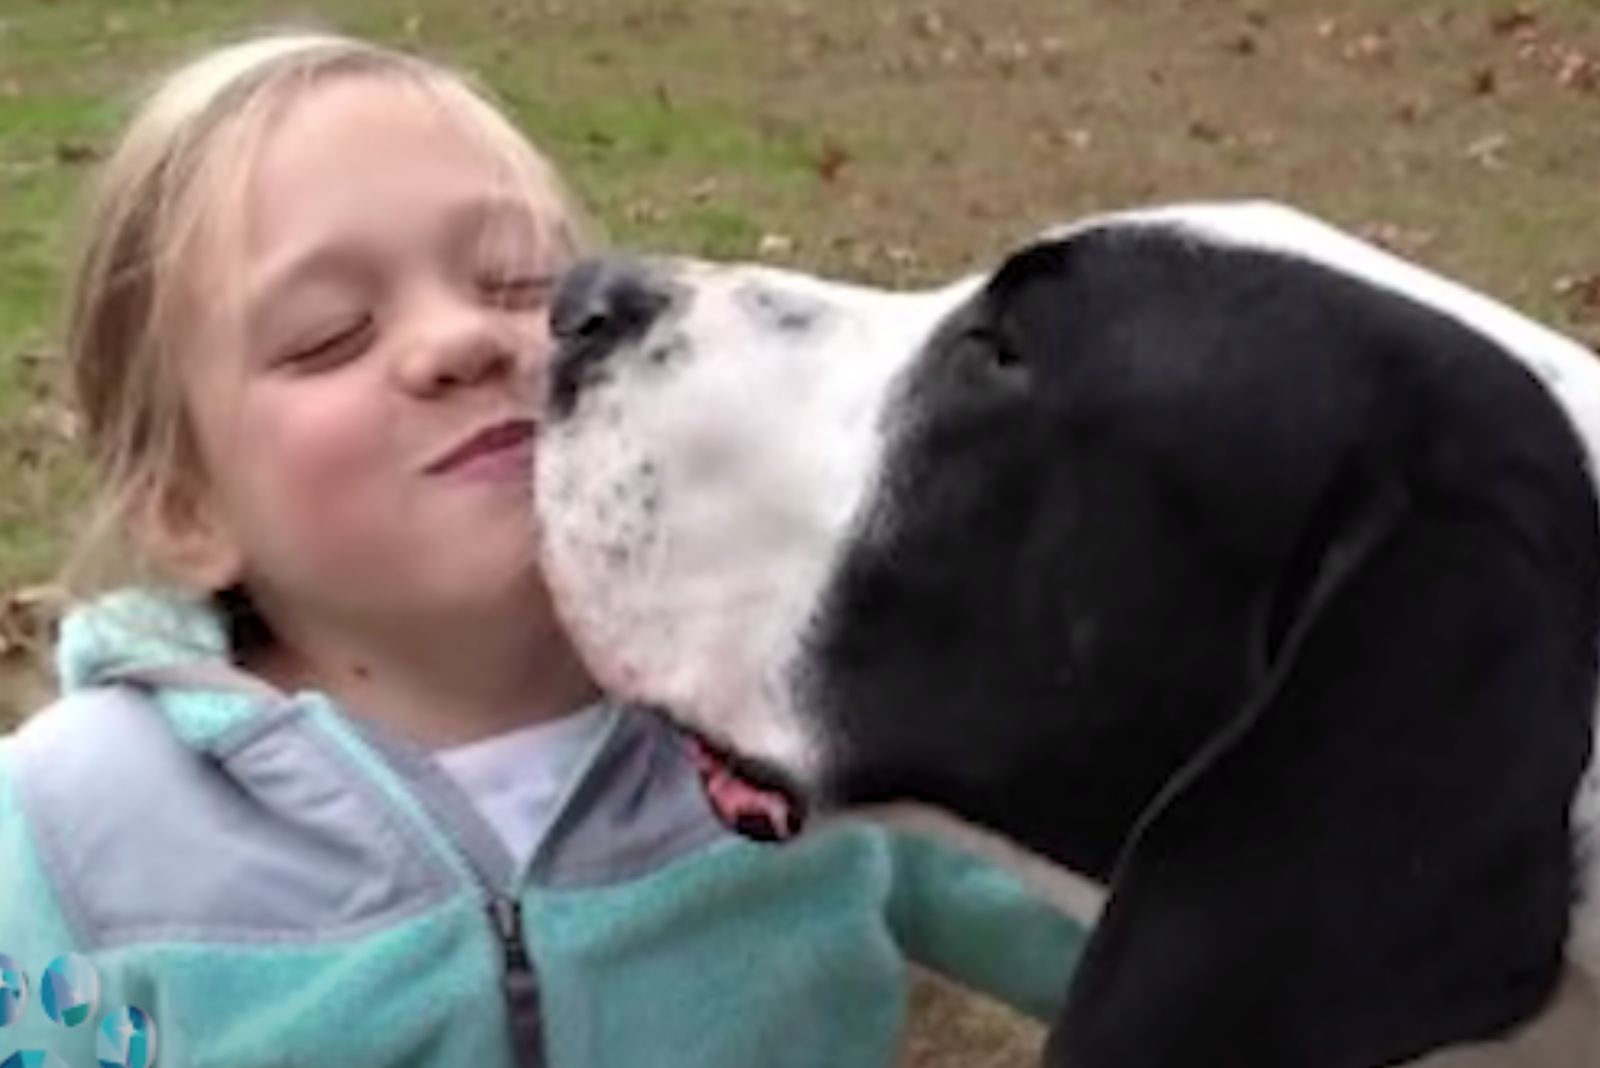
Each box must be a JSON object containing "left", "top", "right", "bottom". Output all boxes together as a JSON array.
[
  {"left": 737, "top": 283, "right": 824, "bottom": 336},
  {"left": 991, "top": 336, "right": 1023, "bottom": 370},
  {"left": 961, "top": 327, "right": 1027, "bottom": 382}
]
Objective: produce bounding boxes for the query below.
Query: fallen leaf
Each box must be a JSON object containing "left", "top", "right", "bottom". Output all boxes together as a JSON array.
[
  {"left": 623, "top": 199, "right": 667, "bottom": 225},
  {"left": 758, "top": 233, "right": 796, "bottom": 257},
  {"left": 1223, "top": 32, "right": 1258, "bottom": 57},
  {"left": 54, "top": 140, "right": 100, "bottom": 166},
  {"left": 0, "top": 585, "right": 65, "bottom": 660},
  {"left": 11, "top": 400, "right": 79, "bottom": 446},
  {"left": 1464, "top": 132, "right": 1510, "bottom": 170},
  {"left": 884, "top": 244, "right": 918, "bottom": 269},
  {"left": 1357, "top": 221, "right": 1437, "bottom": 256},
  {"left": 981, "top": 37, "right": 1031, "bottom": 77},
  {"left": 1043, "top": 127, "right": 1093, "bottom": 150},
  {"left": 1554, "top": 272, "right": 1600, "bottom": 316},
  {"left": 1555, "top": 51, "right": 1599, "bottom": 92},
  {"left": 1488, "top": 7, "right": 1538, "bottom": 38},
  {"left": 911, "top": 9, "right": 946, "bottom": 40},
  {"left": 814, "top": 139, "right": 851, "bottom": 184},
  {"left": 1395, "top": 97, "right": 1429, "bottom": 124},
  {"left": 1342, "top": 30, "right": 1392, "bottom": 65}
]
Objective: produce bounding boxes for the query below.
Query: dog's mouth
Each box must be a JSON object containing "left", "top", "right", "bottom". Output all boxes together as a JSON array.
[{"left": 681, "top": 722, "right": 810, "bottom": 843}]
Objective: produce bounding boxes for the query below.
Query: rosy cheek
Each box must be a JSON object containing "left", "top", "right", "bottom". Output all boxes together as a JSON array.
[
  {"left": 279, "top": 411, "right": 379, "bottom": 507},
  {"left": 229, "top": 385, "right": 399, "bottom": 569}
]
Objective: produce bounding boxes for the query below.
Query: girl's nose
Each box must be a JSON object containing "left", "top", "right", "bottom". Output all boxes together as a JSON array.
[{"left": 395, "top": 291, "right": 527, "bottom": 397}]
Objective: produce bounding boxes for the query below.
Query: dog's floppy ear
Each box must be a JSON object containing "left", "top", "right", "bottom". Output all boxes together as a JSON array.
[{"left": 1047, "top": 455, "right": 1591, "bottom": 1068}]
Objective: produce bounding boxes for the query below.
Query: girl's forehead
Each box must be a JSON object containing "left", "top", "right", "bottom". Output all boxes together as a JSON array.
[
  {"left": 252, "top": 78, "right": 506, "bottom": 194},
  {"left": 210, "top": 77, "right": 557, "bottom": 257}
]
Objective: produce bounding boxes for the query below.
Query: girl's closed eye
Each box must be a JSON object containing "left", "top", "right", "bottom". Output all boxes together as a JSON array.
[
  {"left": 276, "top": 313, "right": 375, "bottom": 372},
  {"left": 476, "top": 269, "right": 557, "bottom": 311}
]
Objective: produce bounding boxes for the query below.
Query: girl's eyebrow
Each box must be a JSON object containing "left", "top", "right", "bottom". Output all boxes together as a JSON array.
[
  {"left": 445, "top": 195, "right": 546, "bottom": 258},
  {"left": 244, "top": 244, "right": 372, "bottom": 333},
  {"left": 447, "top": 194, "right": 540, "bottom": 229},
  {"left": 244, "top": 196, "right": 549, "bottom": 327}
]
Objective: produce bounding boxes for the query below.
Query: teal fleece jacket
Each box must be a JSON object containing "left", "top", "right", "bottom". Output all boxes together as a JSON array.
[{"left": 0, "top": 592, "right": 1087, "bottom": 1067}]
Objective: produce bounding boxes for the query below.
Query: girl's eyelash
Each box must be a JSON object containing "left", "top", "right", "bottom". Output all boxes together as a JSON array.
[
  {"left": 279, "top": 316, "right": 374, "bottom": 370},
  {"left": 477, "top": 273, "right": 557, "bottom": 307}
]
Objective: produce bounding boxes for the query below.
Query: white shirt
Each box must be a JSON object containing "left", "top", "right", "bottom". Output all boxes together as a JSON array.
[{"left": 435, "top": 704, "right": 613, "bottom": 870}]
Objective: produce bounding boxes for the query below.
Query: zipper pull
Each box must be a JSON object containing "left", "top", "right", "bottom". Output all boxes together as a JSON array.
[
  {"left": 490, "top": 895, "right": 544, "bottom": 1065},
  {"left": 491, "top": 895, "right": 533, "bottom": 974}
]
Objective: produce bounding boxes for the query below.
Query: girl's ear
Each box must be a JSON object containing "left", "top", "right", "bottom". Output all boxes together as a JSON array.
[{"left": 134, "top": 474, "right": 245, "bottom": 593}]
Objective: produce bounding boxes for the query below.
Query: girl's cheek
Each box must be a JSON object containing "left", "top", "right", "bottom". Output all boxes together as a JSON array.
[
  {"left": 261, "top": 394, "right": 390, "bottom": 508},
  {"left": 220, "top": 381, "right": 390, "bottom": 532}
]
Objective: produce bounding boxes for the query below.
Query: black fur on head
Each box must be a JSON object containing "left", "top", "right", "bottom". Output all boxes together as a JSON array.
[{"left": 799, "top": 227, "right": 1599, "bottom": 1067}]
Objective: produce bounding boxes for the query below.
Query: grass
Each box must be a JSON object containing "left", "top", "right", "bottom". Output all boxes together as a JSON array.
[{"left": 3, "top": 0, "right": 1600, "bottom": 1061}]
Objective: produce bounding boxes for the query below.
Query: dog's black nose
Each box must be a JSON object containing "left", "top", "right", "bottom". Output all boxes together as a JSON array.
[
  {"left": 551, "top": 257, "right": 667, "bottom": 345},
  {"left": 547, "top": 258, "right": 671, "bottom": 419}
]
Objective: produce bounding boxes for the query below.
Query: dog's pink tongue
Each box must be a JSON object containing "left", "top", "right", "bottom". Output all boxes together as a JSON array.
[{"left": 687, "top": 737, "right": 800, "bottom": 843}]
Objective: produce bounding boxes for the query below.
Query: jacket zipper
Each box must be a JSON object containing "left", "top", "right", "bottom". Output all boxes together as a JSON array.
[
  {"left": 401, "top": 795, "right": 546, "bottom": 1065},
  {"left": 309, "top": 703, "right": 552, "bottom": 1065},
  {"left": 491, "top": 894, "right": 545, "bottom": 1067}
]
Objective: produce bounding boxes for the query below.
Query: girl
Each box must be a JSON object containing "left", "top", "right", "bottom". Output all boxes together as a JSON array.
[{"left": 0, "top": 32, "right": 1086, "bottom": 1067}]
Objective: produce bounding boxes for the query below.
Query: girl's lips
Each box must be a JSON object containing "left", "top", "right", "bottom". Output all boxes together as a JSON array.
[{"left": 427, "top": 418, "right": 537, "bottom": 476}]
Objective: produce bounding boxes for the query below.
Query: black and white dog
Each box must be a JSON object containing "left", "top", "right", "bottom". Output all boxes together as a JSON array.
[{"left": 533, "top": 202, "right": 1600, "bottom": 1067}]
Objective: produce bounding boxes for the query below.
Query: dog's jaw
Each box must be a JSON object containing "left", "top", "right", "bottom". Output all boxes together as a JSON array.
[
  {"left": 535, "top": 262, "right": 978, "bottom": 789},
  {"left": 535, "top": 339, "right": 824, "bottom": 779}
]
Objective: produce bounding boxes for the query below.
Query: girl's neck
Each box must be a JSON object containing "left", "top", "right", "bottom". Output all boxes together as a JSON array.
[{"left": 244, "top": 602, "right": 602, "bottom": 749}]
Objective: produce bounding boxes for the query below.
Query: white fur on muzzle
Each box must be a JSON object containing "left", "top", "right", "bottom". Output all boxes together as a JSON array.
[{"left": 534, "top": 260, "right": 978, "bottom": 785}]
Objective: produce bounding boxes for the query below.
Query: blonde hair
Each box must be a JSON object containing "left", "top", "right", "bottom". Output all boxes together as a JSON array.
[{"left": 60, "top": 30, "right": 589, "bottom": 601}]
